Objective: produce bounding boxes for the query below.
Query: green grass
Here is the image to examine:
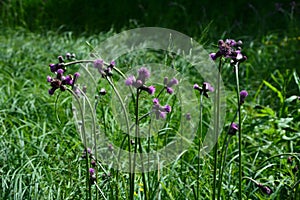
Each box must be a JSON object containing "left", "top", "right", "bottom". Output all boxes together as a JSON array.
[{"left": 0, "top": 2, "right": 300, "bottom": 199}]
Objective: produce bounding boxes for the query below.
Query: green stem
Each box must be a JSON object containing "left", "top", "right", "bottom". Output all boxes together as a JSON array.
[
  {"left": 147, "top": 118, "right": 153, "bottom": 199},
  {"left": 106, "top": 76, "right": 132, "bottom": 199},
  {"left": 68, "top": 89, "right": 91, "bottom": 200},
  {"left": 217, "top": 134, "right": 232, "bottom": 199},
  {"left": 212, "top": 57, "right": 222, "bottom": 199},
  {"left": 197, "top": 93, "right": 203, "bottom": 199},
  {"left": 94, "top": 181, "right": 108, "bottom": 200},
  {"left": 131, "top": 89, "right": 140, "bottom": 200},
  {"left": 234, "top": 63, "right": 242, "bottom": 200},
  {"left": 217, "top": 111, "right": 238, "bottom": 200},
  {"left": 258, "top": 153, "right": 300, "bottom": 167}
]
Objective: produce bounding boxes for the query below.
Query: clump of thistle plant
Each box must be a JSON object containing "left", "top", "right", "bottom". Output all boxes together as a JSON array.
[
  {"left": 209, "top": 38, "right": 248, "bottom": 200},
  {"left": 46, "top": 51, "right": 181, "bottom": 200},
  {"left": 46, "top": 38, "right": 251, "bottom": 200}
]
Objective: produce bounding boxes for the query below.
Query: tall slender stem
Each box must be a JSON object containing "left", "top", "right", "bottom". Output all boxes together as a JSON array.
[
  {"left": 106, "top": 77, "right": 132, "bottom": 199},
  {"left": 234, "top": 63, "right": 242, "bottom": 200},
  {"left": 212, "top": 58, "right": 222, "bottom": 199},
  {"left": 217, "top": 112, "right": 238, "bottom": 200},
  {"left": 197, "top": 93, "right": 203, "bottom": 199},
  {"left": 131, "top": 89, "right": 140, "bottom": 199},
  {"left": 68, "top": 89, "right": 91, "bottom": 200}
]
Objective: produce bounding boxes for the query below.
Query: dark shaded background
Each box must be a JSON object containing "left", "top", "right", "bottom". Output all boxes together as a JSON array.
[{"left": 1, "top": 0, "right": 299, "bottom": 38}]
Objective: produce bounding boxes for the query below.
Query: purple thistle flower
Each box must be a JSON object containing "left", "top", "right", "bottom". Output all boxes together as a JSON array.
[
  {"left": 48, "top": 88, "right": 56, "bottom": 95},
  {"left": 74, "top": 72, "right": 80, "bottom": 78},
  {"left": 164, "top": 77, "right": 178, "bottom": 94},
  {"left": 257, "top": 183, "right": 272, "bottom": 195},
  {"left": 152, "top": 98, "right": 171, "bottom": 120},
  {"left": 147, "top": 85, "right": 156, "bottom": 95},
  {"left": 193, "top": 84, "right": 201, "bottom": 90},
  {"left": 125, "top": 75, "right": 135, "bottom": 86},
  {"left": 225, "top": 39, "right": 237, "bottom": 46},
  {"left": 228, "top": 122, "right": 238, "bottom": 135},
  {"left": 125, "top": 67, "right": 154, "bottom": 95},
  {"left": 110, "top": 60, "right": 115, "bottom": 67},
  {"left": 89, "top": 168, "right": 95, "bottom": 175},
  {"left": 194, "top": 82, "right": 214, "bottom": 98},
  {"left": 167, "top": 78, "right": 179, "bottom": 87},
  {"left": 64, "top": 75, "right": 73, "bottom": 85},
  {"left": 240, "top": 90, "right": 248, "bottom": 105},
  {"left": 210, "top": 38, "right": 246, "bottom": 65},
  {"left": 57, "top": 68, "right": 64, "bottom": 74},
  {"left": 204, "top": 82, "right": 214, "bottom": 92},
  {"left": 209, "top": 53, "right": 217, "bottom": 61},
  {"left": 164, "top": 105, "right": 171, "bottom": 113},
  {"left": 134, "top": 80, "right": 143, "bottom": 88},
  {"left": 153, "top": 98, "right": 159, "bottom": 105},
  {"left": 49, "top": 63, "right": 57, "bottom": 72},
  {"left": 166, "top": 87, "right": 173, "bottom": 94},
  {"left": 47, "top": 76, "right": 52, "bottom": 82},
  {"left": 137, "top": 67, "right": 150, "bottom": 83},
  {"left": 94, "top": 59, "right": 104, "bottom": 70},
  {"left": 159, "top": 112, "right": 166, "bottom": 119}
]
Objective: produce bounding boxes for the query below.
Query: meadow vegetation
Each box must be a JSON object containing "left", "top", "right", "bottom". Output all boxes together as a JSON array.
[{"left": 0, "top": 1, "right": 299, "bottom": 199}]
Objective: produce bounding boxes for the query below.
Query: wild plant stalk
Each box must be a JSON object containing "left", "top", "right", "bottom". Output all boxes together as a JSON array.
[
  {"left": 132, "top": 89, "right": 148, "bottom": 200},
  {"left": 197, "top": 93, "right": 203, "bottom": 199},
  {"left": 79, "top": 86, "right": 99, "bottom": 200},
  {"left": 130, "top": 89, "right": 140, "bottom": 200},
  {"left": 212, "top": 58, "right": 222, "bottom": 199},
  {"left": 67, "top": 88, "right": 91, "bottom": 200},
  {"left": 105, "top": 76, "right": 132, "bottom": 199},
  {"left": 217, "top": 111, "right": 238, "bottom": 200},
  {"left": 234, "top": 63, "right": 242, "bottom": 200}
]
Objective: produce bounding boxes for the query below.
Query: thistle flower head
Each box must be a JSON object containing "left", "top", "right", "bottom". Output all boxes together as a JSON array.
[
  {"left": 94, "top": 59, "right": 104, "bottom": 70},
  {"left": 110, "top": 60, "right": 115, "bottom": 67},
  {"left": 57, "top": 68, "right": 64, "bottom": 75},
  {"left": 137, "top": 67, "right": 150, "bottom": 83},
  {"left": 257, "top": 183, "right": 273, "bottom": 195},
  {"left": 153, "top": 98, "right": 159, "bottom": 105},
  {"left": 209, "top": 38, "right": 247, "bottom": 65},
  {"left": 164, "top": 77, "right": 178, "bottom": 94},
  {"left": 89, "top": 168, "right": 95, "bottom": 175},
  {"left": 240, "top": 90, "right": 248, "bottom": 105},
  {"left": 125, "top": 75, "right": 135, "bottom": 86},
  {"left": 147, "top": 85, "right": 156, "bottom": 95},
  {"left": 166, "top": 87, "right": 173, "bottom": 94},
  {"left": 228, "top": 122, "right": 238, "bottom": 135},
  {"left": 194, "top": 82, "right": 214, "bottom": 98},
  {"left": 204, "top": 82, "right": 214, "bottom": 92},
  {"left": 167, "top": 78, "right": 179, "bottom": 87},
  {"left": 193, "top": 84, "right": 201, "bottom": 90},
  {"left": 125, "top": 67, "right": 153, "bottom": 94},
  {"left": 152, "top": 98, "right": 171, "bottom": 120},
  {"left": 164, "top": 105, "right": 171, "bottom": 113}
]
